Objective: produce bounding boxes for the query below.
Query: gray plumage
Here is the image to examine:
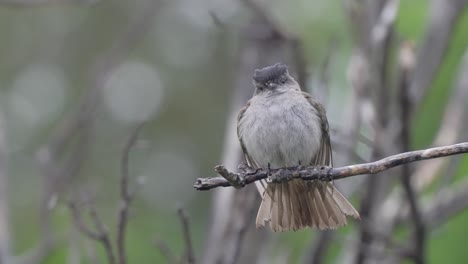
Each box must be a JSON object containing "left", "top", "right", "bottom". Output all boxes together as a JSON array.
[{"left": 237, "top": 63, "right": 359, "bottom": 231}]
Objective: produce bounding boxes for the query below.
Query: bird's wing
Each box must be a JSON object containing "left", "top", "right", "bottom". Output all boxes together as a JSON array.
[
  {"left": 303, "top": 92, "right": 360, "bottom": 220},
  {"left": 237, "top": 101, "right": 268, "bottom": 195},
  {"left": 302, "top": 92, "right": 333, "bottom": 167}
]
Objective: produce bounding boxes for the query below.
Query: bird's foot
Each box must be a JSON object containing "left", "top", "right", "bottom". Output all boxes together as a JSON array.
[
  {"left": 238, "top": 162, "right": 259, "bottom": 175},
  {"left": 316, "top": 165, "right": 333, "bottom": 182}
]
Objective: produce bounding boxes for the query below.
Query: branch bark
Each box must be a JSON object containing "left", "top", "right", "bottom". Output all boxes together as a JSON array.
[{"left": 195, "top": 143, "right": 468, "bottom": 190}]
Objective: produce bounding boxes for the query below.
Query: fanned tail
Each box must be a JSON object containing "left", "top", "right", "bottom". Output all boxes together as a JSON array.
[{"left": 256, "top": 180, "right": 360, "bottom": 232}]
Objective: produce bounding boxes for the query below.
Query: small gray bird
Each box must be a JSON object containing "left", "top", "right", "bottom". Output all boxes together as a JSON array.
[{"left": 237, "top": 63, "right": 360, "bottom": 231}]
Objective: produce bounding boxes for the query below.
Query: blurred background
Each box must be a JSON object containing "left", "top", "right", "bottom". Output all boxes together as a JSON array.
[{"left": 0, "top": 0, "right": 467, "bottom": 263}]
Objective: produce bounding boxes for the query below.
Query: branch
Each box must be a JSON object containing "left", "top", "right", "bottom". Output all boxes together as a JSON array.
[
  {"left": 116, "top": 123, "right": 144, "bottom": 264},
  {"left": 194, "top": 143, "right": 468, "bottom": 190},
  {"left": 154, "top": 236, "right": 178, "bottom": 264},
  {"left": 409, "top": 0, "right": 467, "bottom": 111},
  {"left": 177, "top": 209, "right": 195, "bottom": 264},
  {"left": 69, "top": 202, "right": 115, "bottom": 264},
  {"left": 398, "top": 40, "right": 426, "bottom": 264}
]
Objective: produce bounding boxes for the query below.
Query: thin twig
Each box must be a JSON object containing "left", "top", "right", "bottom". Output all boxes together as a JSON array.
[
  {"left": 240, "top": 0, "right": 292, "bottom": 39},
  {"left": 69, "top": 202, "right": 116, "bottom": 264},
  {"left": 398, "top": 41, "right": 426, "bottom": 264},
  {"left": 424, "top": 178, "right": 468, "bottom": 227},
  {"left": 154, "top": 236, "right": 178, "bottom": 264},
  {"left": 202, "top": 1, "right": 294, "bottom": 263},
  {"left": 305, "top": 231, "right": 334, "bottom": 264},
  {"left": 0, "top": 111, "right": 10, "bottom": 263},
  {"left": 116, "top": 123, "right": 145, "bottom": 264},
  {"left": 409, "top": 0, "right": 467, "bottom": 112},
  {"left": 177, "top": 209, "right": 195, "bottom": 264},
  {"left": 89, "top": 208, "right": 115, "bottom": 264},
  {"left": 195, "top": 143, "right": 468, "bottom": 190}
]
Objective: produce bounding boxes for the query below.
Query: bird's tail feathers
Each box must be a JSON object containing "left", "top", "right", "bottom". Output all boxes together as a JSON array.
[{"left": 256, "top": 180, "right": 359, "bottom": 231}]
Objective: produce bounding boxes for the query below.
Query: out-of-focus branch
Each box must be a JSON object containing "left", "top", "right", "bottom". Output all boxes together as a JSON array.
[
  {"left": 398, "top": 41, "right": 425, "bottom": 264},
  {"left": 240, "top": 0, "right": 291, "bottom": 39},
  {"left": 344, "top": 1, "right": 400, "bottom": 263},
  {"left": 28, "top": 1, "right": 160, "bottom": 263},
  {"left": 69, "top": 202, "right": 115, "bottom": 264},
  {"left": 424, "top": 178, "right": 468, "bottom": 227},
  {"left": 304, "top": 231, "right": 334, "bottom": 264},
  {"left": 392, "top": 178, "right": 468, "bottom": 234},
  {"left": 203, "top": 1, "right": 304, "bottom": 263},
  {"left": 0, "top": 111, "right": 10, "bottom": 264},
  {"left": 117, "top": 124, "right": 144, "bottom": 264},
  {"left": 70, "top": 124, "right": 143, "bottom": 264},
  {"left": 240, "top": 0, "right": 308, "bottom": 88},
  {"left": 42, "top": 0, "right": 161, "bottom": 159},
  {"left": 154, "top": 237, "right": 178, "bottom": 264},
  {"left": 372, "top": 47, "right": 468, "bottom": 264},
  {"left": 409, "top": 0, "right": 468, "bottom": 112},
  {"left": 177, "top": 209, "right": 195, "bottom": 264},
  {"left": 195, "top": 143, "right": 468, "bottom": 190},
  {"left": 154, "top": 208, "right": 197, "bottom": 264},
  {"left": 314, "top": 37, "right": 337, "bottom": 103},
  {"left": 413, "top": 48, "right": 468, "bottom": 189}
]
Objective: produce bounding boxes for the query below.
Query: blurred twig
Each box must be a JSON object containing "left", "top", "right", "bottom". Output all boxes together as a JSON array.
[
  {"left": 373, "top": 47, "right": 468, "bottom": 264},
  {"left": 389, "top": 178, "right": 468, "bottom": 252},
  {"left": 154, "top": 209, "right": 197, "bottom": 264},
  {"left": 413, "top": 48, "right": 468, "bottom": 189},
  {"left": 26, "top": 0, "right": 160, "bottom": 262},
  {"left": 424, "top": 179, "right": 468, "bottom": 227},
  {"left": 409, "top": 0, "right": 468, "bottom": 112},
  {"left": 177, "top": 209, "right": 196, "bottom": 264},
  {"left": 117, "top": 123, "right": 144, "bottom": 264},
  {"left": 69, "top": 202, "right": 115, "bottom": 264},
  {"left": 202, "top": 0, "right": 303, "bottom": 263},
  {"left": 398, "top": 41, "right": 425, "bottom": 264},
  {"left": 305, "top": 231, "right": 334, "bottom": 264},
  {"left": 154, "top": 237, "right": 178, "bottom": 264},
  {"left": 343, "top": 1, "right": 400, "bottom": 263},
  {"left": 69, "top": 124, "right": 144, "bottom": 264},
  {"left": 240, "top": 0, "right": 308, "bottom": 88},
  {"left": 0, "top": 111, "right": 10, "bottom": 264}
]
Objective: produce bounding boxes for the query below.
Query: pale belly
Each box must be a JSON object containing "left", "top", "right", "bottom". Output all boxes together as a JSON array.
[{"left": 240, "top": 94, "right": 322, "bottom": 169}]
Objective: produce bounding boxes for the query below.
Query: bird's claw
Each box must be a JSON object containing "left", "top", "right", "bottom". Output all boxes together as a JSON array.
[{"left": 317, "top": 165, "right": 333, "bottom": 182}]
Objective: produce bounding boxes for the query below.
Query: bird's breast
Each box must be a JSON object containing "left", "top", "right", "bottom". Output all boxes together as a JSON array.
[{"left": 240, "top": 94, "right": 322, "bottom": 168}]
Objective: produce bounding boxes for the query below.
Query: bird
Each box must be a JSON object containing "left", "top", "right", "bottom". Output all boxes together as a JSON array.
[{"left": 237, "top": 63, "right": 360, "bottom": 231}]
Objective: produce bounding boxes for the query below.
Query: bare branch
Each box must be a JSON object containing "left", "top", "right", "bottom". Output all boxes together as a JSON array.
[
  {"left": 202, "top": 1, "right": 298, "bottom": 263},
  {"left": 116, "top": 123, "right": 144, "bottom": 264},
  {"left": 69, "top": 202, "right": 115, "bottom": 264},
  {"left": 305, "top": 231, "right": 334, "bottom": 264},
  {"left": 195, "top": 143, "right": 468, "bottom": 190},
  {"left": 0, "top": 109, "right": 10, "bottom": 263},
  {"left": 240, "top": 0, "right": 292, "bottom": 39},
  {"left": 34, "top": 1, "right": 161, "bottom": 261},
  {"left": 177, "top": 209, "right": 195, "bottom": 264},
  {"left": 424, "top": 178, "right": 468, "bottom": 227},
  {"left": 409, "top": 0, "right": 467, "bottom": 111},
  {"left": 154, "top": 237, "right": 178, "bottom": 264},
  {"left": 397, "top": 41, "right": 425, "bottom": 264}
]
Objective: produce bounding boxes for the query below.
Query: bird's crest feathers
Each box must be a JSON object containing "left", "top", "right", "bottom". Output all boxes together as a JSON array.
[{"left": 253, "top": 63, "right": 288, "bottom": 84}]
